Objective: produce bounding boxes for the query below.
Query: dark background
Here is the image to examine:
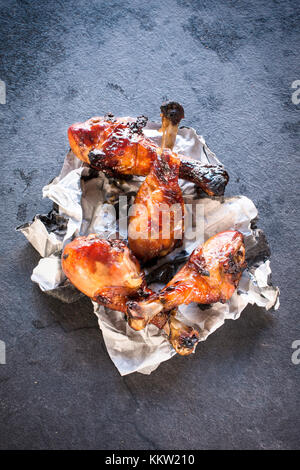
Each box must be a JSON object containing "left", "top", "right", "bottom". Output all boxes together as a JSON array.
[{"left": 0, "top": 0, "right": 299, "bottom": 450}]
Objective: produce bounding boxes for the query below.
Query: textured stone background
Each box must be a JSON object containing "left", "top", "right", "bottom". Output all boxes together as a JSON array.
[{"left": 0, "top": 0, "right": 299, "bottom": 450}]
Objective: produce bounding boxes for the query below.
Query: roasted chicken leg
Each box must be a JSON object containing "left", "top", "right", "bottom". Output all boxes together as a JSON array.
[
  {"left": 127, "top": 231, "right": 246, "bottom": 330},
  {"left": 61, "top": 235, "right": 200, "bottom": 355},
  {"left": 128, "top": 149, "right": 184, "bottom": 262},
  {"left": 62, "top": 235, "right": 148, "bottom": 312},
  {"left": 68, "top": 115, "right": 229, "bottom": 196}
]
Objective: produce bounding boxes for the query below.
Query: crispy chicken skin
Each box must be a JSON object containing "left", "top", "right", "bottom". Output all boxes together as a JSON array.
[
  {"left": 68, "top": 116, "right": 229, "bottom": 196},
  {"left": 61, "top": 234, "right": 200, "bottom": 354},
  {"left": 67, "top": 114, "right": 121, "bottom": 164},
  {"left": 127, "top": 231, "right": 246, "bottom": 330},
  {"left": 128, "top": 149, "right": 184, "bottom": 262}
]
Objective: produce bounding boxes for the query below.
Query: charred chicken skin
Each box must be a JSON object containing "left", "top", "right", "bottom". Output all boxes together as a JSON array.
[
  {"left": 68, "top": 115, "right": 229, "bottom": 196},
  {"left": 61, "top": 234, "right": 200, "bottom": 355},
  {"left": 164, "top": 311, "right": 200, "bottom": 356},
  {"left": 128, "top": 149, "right": 184, "bottom": 262},
  {"left": 127, "top": 231, "right": 246, "bottom": 330}
]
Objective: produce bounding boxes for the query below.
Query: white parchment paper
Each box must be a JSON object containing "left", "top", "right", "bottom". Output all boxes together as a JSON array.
[{"left": 18, "top": 119, "right": 279, "bottom": 376}]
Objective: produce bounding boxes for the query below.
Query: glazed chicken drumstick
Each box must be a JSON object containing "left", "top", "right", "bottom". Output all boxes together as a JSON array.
[
  {"left": 61, "top": 235, "right": 200, "bottom": 356},
  {"left": 127, "top": 231, "right": 246, "bottom": 330},
  {"left": 68, "top": 112, "right": 229, "bottom": 197},
  {"left": 128, "top": 149, "right": 184, "bottom": 262},
  {"left": 62, "top": 235, "right": 148, "bottom": 313}
]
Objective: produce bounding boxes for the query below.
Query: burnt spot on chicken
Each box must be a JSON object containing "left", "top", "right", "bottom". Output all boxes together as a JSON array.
[
  {"left": 129, "top": 115, "right": 148, "bottom": 134},
  {"left": 162, "top": 286, "right": 176, "bottom": 295},
  {"left": 134, "top": 288, "right": 152, "bottom": 299},
  {"left": 104, "top": 112, "right": 116, "bottom": 122},
  {"left": 180, "top": 334, "right": 199, "bottom": 349},
  {"left": 88, "top": 149, "right": 119, "bottom": 176},
  {"left": 178, "top": 160, "right": 229, "bottom": 197},
  {"left": 88, "top": 149, "right": 107, "bottom": 166},
  {"left": 126, "top": 300, "right": 142, "bottom": 314},
  {"left": 168, "top": 317, "right": 200, "bottom": 355},
  {"left": 224, "top": 253, "right": 247, "bottom": 279},
  {"left": 154, "top": 166, "right": 169, "bottom": 185},
  {"left": 153, "top": 155, "right": 181, "bottom": 192},
  {"left": 189, "top": 255, "right": 210, "bottom": 276},
  {"left": 109, "top": 239, "right": 125, "bottom": 248}
]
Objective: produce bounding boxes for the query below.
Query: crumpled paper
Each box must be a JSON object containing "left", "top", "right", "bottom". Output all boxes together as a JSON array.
[{"left": 17, "top": 119, "right": 280, "bottom": 376}]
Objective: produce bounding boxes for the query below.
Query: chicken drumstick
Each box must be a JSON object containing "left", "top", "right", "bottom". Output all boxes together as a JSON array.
[
  {"left": 61, "top": 235, "right": 200, "bottom": 355},
  {"left": 128, "top": 149, "right": 184, "bottom": 262},
  {"left": 127, "top": 231, "right": 246, "bottom": 330},
  {"left": 68, "top": 115, "right": 229, "bottom": 196}
]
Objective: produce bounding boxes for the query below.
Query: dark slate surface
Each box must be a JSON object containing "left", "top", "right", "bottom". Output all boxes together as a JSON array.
[{"left": 0, "top": 0, "right": 299, "bottom": 450}]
